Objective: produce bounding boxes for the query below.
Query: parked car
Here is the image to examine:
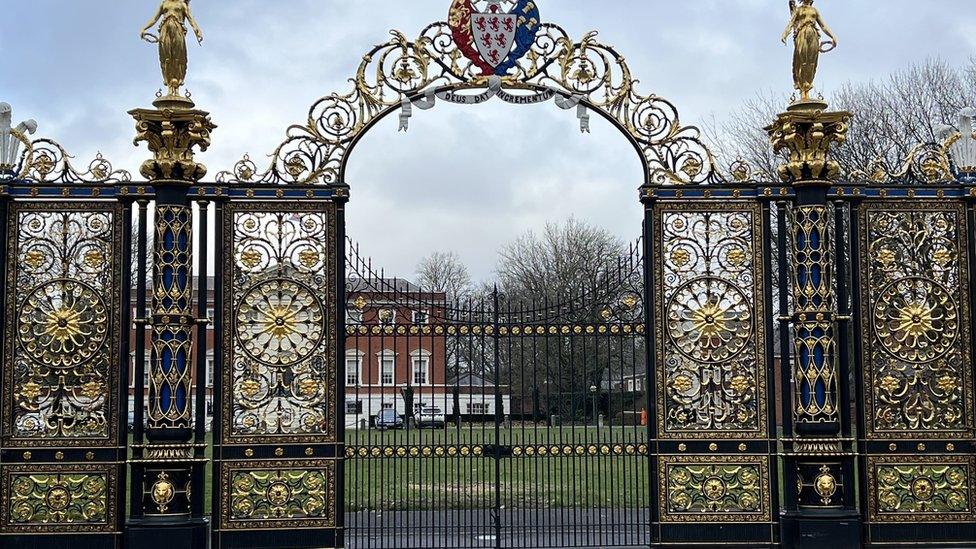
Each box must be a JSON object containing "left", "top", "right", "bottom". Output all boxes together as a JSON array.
[
  {"left": 374, "top": 409, "right": 404, "bottom": 430},
  {"left": 416, "top": 407, "right": 445, "bottom": 429}
]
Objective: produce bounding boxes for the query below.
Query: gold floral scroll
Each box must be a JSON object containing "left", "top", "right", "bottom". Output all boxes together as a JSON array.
[
  {"left": 654, "top": 203, "right": 768, "bottom": 439},
  {"left": 220, "top": 460, "right": 336, "bottom": 529},
  {"left": 2, "top": 204, "right": 122, "bottom": 444},
  {"left": 222, "top": 203, "right": 337, "bottom": 444},
  {"left": 859, "top": 203, "right": 974, "bottom": 438},
  {"left": 868, "top": 456, "right": 975, "bottom": 522},
  {"left": 659, "top": 456, "right": 771, "bottom": 523},
  {"left": 1, "top": 465, "right": 117, "bottom": 533}
]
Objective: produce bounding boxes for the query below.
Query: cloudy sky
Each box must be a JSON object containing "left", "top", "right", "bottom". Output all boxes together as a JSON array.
[{"left": 1, "top": 1, "right": 973, "bottom": 280}]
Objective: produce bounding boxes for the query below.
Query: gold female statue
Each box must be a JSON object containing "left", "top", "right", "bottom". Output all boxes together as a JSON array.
[
  {"left": 140, "top": 0, "right": 204, "bottom": 96},
  {"left": 781, "top": 0, "right": 838, "bottom": 102}
]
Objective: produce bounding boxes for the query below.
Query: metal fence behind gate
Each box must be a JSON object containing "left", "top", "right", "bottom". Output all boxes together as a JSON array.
[{"left": 343, "top": 242, "right": 650, "bottom": 548}]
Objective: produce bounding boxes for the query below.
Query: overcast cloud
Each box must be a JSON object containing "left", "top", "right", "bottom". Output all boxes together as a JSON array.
[{"left": 1, "top": 1, "right": 973, "bottom": 280}]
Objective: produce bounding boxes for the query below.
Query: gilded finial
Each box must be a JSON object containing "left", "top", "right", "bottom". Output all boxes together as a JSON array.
[
  {"left": 141, "top": 0, "right": 204, "bottom": 102},
  {"left": 781, "top": 0, "right": 837, "bottom": 103}
]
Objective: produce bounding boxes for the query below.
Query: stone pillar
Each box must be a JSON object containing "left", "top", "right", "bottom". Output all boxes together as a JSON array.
[
  {"left": 767, "top": 99, "right": 861, "bottom": 547},
  {"left": 125, "top": 94, "right": 215, "bottom": 548}
]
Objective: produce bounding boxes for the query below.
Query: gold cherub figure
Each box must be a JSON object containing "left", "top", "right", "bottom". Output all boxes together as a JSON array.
[
  {"left": 781, "top": 0, "right": 838, "bottom": 102},
  {"left": 140, "top": 0, "right": 204, "bottom": 97}
]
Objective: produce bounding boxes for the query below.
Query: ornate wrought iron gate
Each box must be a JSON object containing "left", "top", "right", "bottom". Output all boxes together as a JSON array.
[
  {"left": 3, "top": 1, "right": 976, "bottom": 548},
  {"left": 0, "top": 183, "right": 129, "bottom": 549},
  {"left": 343, "top": 244, "right": 650, "bottom": 548},
  {"left": 212, "top": 197, "right": 344, "bottom": 548},
  {"left": 646, "top": 200, "right": 777, "bottom": 545},
  {"left": 852, "top": 174, "right": 976, "bottom": 545}
]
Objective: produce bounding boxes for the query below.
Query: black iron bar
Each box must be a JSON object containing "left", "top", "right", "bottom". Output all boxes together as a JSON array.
[
  {"left": 131, "top": 199, "right": 150, "bottom": 518},
  {"left": 192, "top": 200, "right": 209, "bottom": 518}
]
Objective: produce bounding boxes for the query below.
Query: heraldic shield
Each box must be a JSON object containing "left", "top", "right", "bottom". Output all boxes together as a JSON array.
[{"left": 449, "top": 0, "right": 541, "bottom": 76}]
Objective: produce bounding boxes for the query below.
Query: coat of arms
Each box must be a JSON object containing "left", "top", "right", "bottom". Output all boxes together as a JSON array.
[{"left": 449, "top": 0, "right": 541, "bottom": 76}]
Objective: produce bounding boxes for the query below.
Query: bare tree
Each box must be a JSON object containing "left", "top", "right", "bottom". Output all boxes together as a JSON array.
[
  {"left": 496, "top": 217, "right": 625, "bottom": 303},
  {"left": 495, "top": 218, "right": 637, "bottom": 420},
  {"left": 130, "top": 209, "right": 154, "bottom": 287},
  {"left": 415, "top": 251, "right": 472, "bottom": 305},
  {"left": 713, "top": 58, "right": 976, "bottom": 180}
]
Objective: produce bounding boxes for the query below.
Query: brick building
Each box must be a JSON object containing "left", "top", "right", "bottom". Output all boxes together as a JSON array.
[{"left": 128, "top": 277, "right": 508, "bottom": 429}]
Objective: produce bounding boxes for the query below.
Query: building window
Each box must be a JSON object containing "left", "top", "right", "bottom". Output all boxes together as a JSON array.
[
  {"left": 378, "top": 352, "right": 395, "bottom": 385},
  {"left": 346, "top": 351, "right": 363, "bottom": 386},
  {"left": 382, "top": 402, "right": 394, "bottom": 410},
  {"left": 412, "top": 310, "right": 429, "bottom": 324},
  {"left": 206, "top": 307, "right": 214, "bottom": 321},
  {"left": 206, "top": 355, "right": 214, "bottom": 387},
  {"left": 468, "top": 402, "right": 488, "bottom": 414},
  {"left": 345, "top": 400, "right": 363, "bottom": 414},
  {"left": 412, "top": 356, "right": 429, "bottom": 385},
  {"left": 144, "top": 358, "right": 151, "bottom": 388}
]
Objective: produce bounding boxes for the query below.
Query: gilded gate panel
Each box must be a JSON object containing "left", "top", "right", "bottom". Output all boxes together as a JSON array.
[
  {"left": 867, "top": 456, "right": 975, "bottom": 522},
  {"left": 859, "top": 203, "right": 973, "bottom": 438},
  {"left": 658, "top": 456, "right": 771, "bottom": 523},
  {"left": 221, "top": 203, "right": 338, "bottom": 444},
  {"left": 0, "top": 464, "right": 118, "bottom": 533},
  {"left": 2, "top": 203, "right": 122, "bottom": 445},
  {"left": 652, "top": 201, "right": 772, "bottom": 529},
  {"left": 220, "top": 460, "right": 337, "bottom": 529},
  {"left": 859, "top": 200, "right": 976, "bottom": 529},
  {"left": 218, "top": 201, "right": 339, "bottom": 533},
  {"left": 654, "top": 203, "right": 768, "bottom": 438}
]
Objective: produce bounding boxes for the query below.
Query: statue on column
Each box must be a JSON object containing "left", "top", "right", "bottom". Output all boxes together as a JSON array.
[
  {"left": 140, "top": 0, "right": 204, "bottom": 97},
  {"left": 781, "top": 0, "right": 838, "bottom": 103}
]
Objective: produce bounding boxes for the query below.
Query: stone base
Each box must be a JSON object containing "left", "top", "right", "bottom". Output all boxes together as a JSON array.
[
  {"left": 781, "top": 511, "right": 861, "bottom": 549},
  {"left": 125, "top": 517, "right": 209, "bottom": 549}
]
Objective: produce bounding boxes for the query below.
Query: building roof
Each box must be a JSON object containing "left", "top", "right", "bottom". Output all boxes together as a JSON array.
[{"left": 347, "top": 277, "right": 423, "bottom": 293}]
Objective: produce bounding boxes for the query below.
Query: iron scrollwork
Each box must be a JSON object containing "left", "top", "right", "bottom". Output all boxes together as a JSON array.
[
  {"left": 655, "top": 204, "right": 767, "bottom": 437},
  {"left": 148, "top": 204, "right": 194, "bottom": 428},
  {"left": 859, "top": 204, "right": 973, "bottom": 437},
  {"left": 217, "top": 20, "right": 722, "bottom": 186},
  {"left": 16, "top": 139, "right": 132, "bottom": 184},
  {"left": 3, "top": 205, "right": 122, "bottom": 443},
  {"left": 223, "top": 204, "right": 337, "bottom": 443},
  {"left": 790, "top": 205, "right": 839, "bottom": 425}
]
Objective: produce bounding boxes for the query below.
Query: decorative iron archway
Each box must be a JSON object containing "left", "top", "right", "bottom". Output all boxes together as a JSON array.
[
  {"left": 213, "top": 20, "right": 725, "bottom": 187},
  {"left": 2, "top": 2, "right": 976, "bottom": 549}
]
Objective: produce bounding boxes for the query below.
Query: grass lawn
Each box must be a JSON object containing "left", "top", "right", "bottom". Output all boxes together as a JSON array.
[
  {"left": 133, "top": 426, "right": 650, "bottom": 514},
  {"left": 345, "top": 425, "right": 650, "bottom": 511}
]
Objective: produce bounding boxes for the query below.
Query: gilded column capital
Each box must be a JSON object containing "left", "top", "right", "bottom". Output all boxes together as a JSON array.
[
  {"left": 129, "top": 99, "right": 216, "bottom": 183},
  {"left": 766, "top": 101, "right": 850, "bottom": 184}
]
